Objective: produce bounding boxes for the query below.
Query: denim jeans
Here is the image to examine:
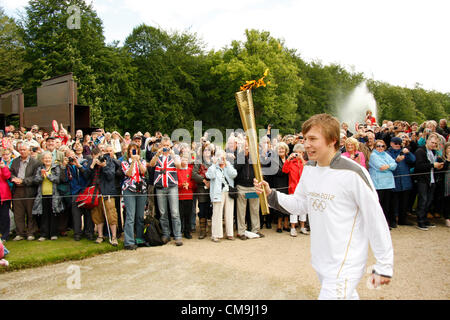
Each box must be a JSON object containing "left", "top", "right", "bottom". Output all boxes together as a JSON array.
[
  {"left": 416, "top": 182, "right": 436, "bottom": 224},
  {"left": 156, "top": 186, "right": 182, "bottom": 239},
  {"left": 123, "top": 189, "right": 146, "bottom": 246}
]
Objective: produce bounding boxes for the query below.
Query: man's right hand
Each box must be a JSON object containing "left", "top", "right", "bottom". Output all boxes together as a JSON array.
[
  {"left": 434, "top": 162, "right": 444, "bottom": 169},
  {"left": 253, "top": 178, "right": 271, "bottom": 196}
]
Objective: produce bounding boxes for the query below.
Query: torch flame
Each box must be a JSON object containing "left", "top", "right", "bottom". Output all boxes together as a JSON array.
[{"left": 240, "top": 69, "right": 269, "bottom": 91}]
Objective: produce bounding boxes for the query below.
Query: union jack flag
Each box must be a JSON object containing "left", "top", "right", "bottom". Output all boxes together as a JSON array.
[{"left": 154, "top": 156, "right": 178, "bottom": 188}]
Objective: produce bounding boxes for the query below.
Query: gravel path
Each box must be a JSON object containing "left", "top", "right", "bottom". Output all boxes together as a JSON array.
[{"left": 0, "top": 219, "right": 449, "bottom": 300}]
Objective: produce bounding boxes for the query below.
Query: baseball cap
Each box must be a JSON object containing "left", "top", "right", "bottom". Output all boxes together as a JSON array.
[{"left": 391, "top": 137, "right": 402, "bottom": 145}]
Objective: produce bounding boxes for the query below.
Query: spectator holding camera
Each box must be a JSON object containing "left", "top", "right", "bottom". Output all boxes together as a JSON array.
[
  {"left": 205, "top": 149, "right": 237, "bottom": 242},
  {"left": 342, "top": 137, "right": 366, "bottom": 169},
  {"left": 121, "top": 142, "right": 147, "bottom": 250},
  {"left": 82, "top": 135, "right": 92, "bottom": 157},
  {"left": 66, "top": 150, "right": 93, "bottom": 241},
  {"left": 83, "top": 146, "right": 119, "bottom": 246},
  {"left": 149, "top": 137, "right": 183, "bottom": 246}
]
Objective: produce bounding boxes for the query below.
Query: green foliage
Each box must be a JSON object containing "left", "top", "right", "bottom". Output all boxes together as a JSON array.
[
  {"left": 0, "top": 8, "right": 28, "bottom": 92},
  {"left": 207, "top": 30, "right": 304, "bottom": 134},
  {"left": 19, "top": 0, "right": 107, "bottom": 126},
  {"left": 123, "top": 24, "right": 206, "bottom": 134}
]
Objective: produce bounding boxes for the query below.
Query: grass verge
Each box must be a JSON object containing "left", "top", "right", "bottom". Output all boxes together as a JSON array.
[{"left": 1, "top": 232, "right": 123, "bottom": 273}]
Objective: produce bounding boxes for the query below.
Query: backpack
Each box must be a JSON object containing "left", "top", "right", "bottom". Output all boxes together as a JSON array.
[{"left": 143, "top": 215, "right": 164, "bottom": 246}]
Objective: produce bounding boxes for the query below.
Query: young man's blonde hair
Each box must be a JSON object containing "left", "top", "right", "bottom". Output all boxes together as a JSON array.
[{"left": 302, "top": 113, "right": 340, "bottom": 151}]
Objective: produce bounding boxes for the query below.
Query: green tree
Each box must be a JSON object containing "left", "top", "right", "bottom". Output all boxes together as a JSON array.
[
  {"left": 123, "top": 24, "right": 206, "bottom": 134},
  {"left": 0, "top": 7, "right": 28, "bottom": 92},
  {"left": 19, "top": 0, "right": 107, "bottom": 126},
  {"left": 206, "top": 29, "right": 304, "bottom": 134}
]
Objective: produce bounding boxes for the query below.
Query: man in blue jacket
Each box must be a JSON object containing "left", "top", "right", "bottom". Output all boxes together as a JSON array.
[
  {"left": 65, "top": 150, "right": 93, "bottom": 241},
  {"left": 387, "top": 137, "right": 416, "bottom": 227}
]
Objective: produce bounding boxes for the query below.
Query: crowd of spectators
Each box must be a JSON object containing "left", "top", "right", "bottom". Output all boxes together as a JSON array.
[{"left": 0, "top": 112, "right": 448, "bottom": 255}]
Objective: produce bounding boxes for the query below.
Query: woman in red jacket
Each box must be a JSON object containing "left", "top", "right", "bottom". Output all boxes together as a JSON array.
[
  {"left": 0, "top": 160, "right": 12, "bottom": 242},
  {"left": 177, "top": 152, "right": 196, "bottom": 239},
  {"left": 282, "top": 143, "right": 309, "bottom": 236}
]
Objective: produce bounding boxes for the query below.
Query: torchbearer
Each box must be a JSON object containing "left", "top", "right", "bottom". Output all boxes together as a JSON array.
[{"left": 254, "top": 113, "right": 393, "bottom": 300}]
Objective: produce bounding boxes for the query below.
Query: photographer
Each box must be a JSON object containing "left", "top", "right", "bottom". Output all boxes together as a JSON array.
[
  {"left": 83, "top": 146, "right": 118, "bottom": 246},
  {"left": 121, "top": 143, "right": 147, "bottom": 250},
  {"left": 342, "top": 137, "right": 367, "bottom": 168},
  {"left": 65, "top": 150, "right": 93, "bottom": 241},
  {"left": 149, "top": 137, "right": 183, "bottom": 246},
  {"left": 205, "top": 150, "right": 237, "bottom": 242}
]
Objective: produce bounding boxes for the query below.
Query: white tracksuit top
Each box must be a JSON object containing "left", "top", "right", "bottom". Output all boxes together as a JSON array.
[{"left": 268, "top": 153, "right": 394, "bottom": 279}]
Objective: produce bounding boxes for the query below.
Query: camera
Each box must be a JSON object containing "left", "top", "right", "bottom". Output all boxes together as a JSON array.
[
  {"left": 32, "top": 147, "right": 38, "bottom": 152},
  {"left": 162, "top": 147, "right": 169, "bottom": 152},
  {"left": 436, "top": 157, "right": 444, "bottom": 163},
  {"left": 132, "top": 149, "right": 137, "bottom": 156},
  {"left": 135, "top": 181, "right": 144, "bottom": 193},
  {"left": 98, "top": 155, "right": 106, "bottom": 163},
  {"left": 69, "top": 157, "right": 75, "bottom": 164}
]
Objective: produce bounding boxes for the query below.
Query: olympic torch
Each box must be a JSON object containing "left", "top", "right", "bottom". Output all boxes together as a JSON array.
[{"left": 235, "top": 70, "right": 270, "bottom": 215}]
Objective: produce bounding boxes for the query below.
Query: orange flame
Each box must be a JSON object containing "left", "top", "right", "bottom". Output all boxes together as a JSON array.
[{"left": 240, "top": 69, "right": 269, "bottom": 91}]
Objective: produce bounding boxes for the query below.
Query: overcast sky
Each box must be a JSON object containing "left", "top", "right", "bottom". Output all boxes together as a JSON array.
[{"left": 2, "top": 0, "right": 449, "bottom": 93}]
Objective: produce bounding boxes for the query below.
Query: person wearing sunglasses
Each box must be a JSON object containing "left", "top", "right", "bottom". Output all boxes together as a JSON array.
[{"left": 368, "top": 140, "right": 398, "bottom": 229}]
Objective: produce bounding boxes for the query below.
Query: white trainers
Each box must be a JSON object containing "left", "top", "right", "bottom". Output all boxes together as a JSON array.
[
  {"left": 38, "top": 237, "right": 46, "bottom": 242},
  {"left": 27, "top": 235, "right": 35, "bottom": 241},
  {"left": 300, "top": 227, "right": 310, "bottom": 235},
  {"left": 50, "top": 236, "right": 58, "bottom": 240},
  {"left": 290, "top": 228, "right": 297, "bottom": 237},
  {"left": 446, "top": 219, "right": 450, "bottom": 228},
  {"left": 13, "top": 235, "right": 24, "bottom": 241},
  {"left": 0, "top": 259, "right": 9, "bottom": 267}
]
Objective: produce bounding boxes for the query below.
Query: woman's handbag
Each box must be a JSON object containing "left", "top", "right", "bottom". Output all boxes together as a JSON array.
[{"left": 228, "top": 185, "right": 238, "bottom": 200}]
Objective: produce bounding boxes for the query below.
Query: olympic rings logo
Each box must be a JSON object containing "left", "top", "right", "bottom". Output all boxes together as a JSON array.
[{"left": 311, "top": 199, "right": 327, "bottom": 212}]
